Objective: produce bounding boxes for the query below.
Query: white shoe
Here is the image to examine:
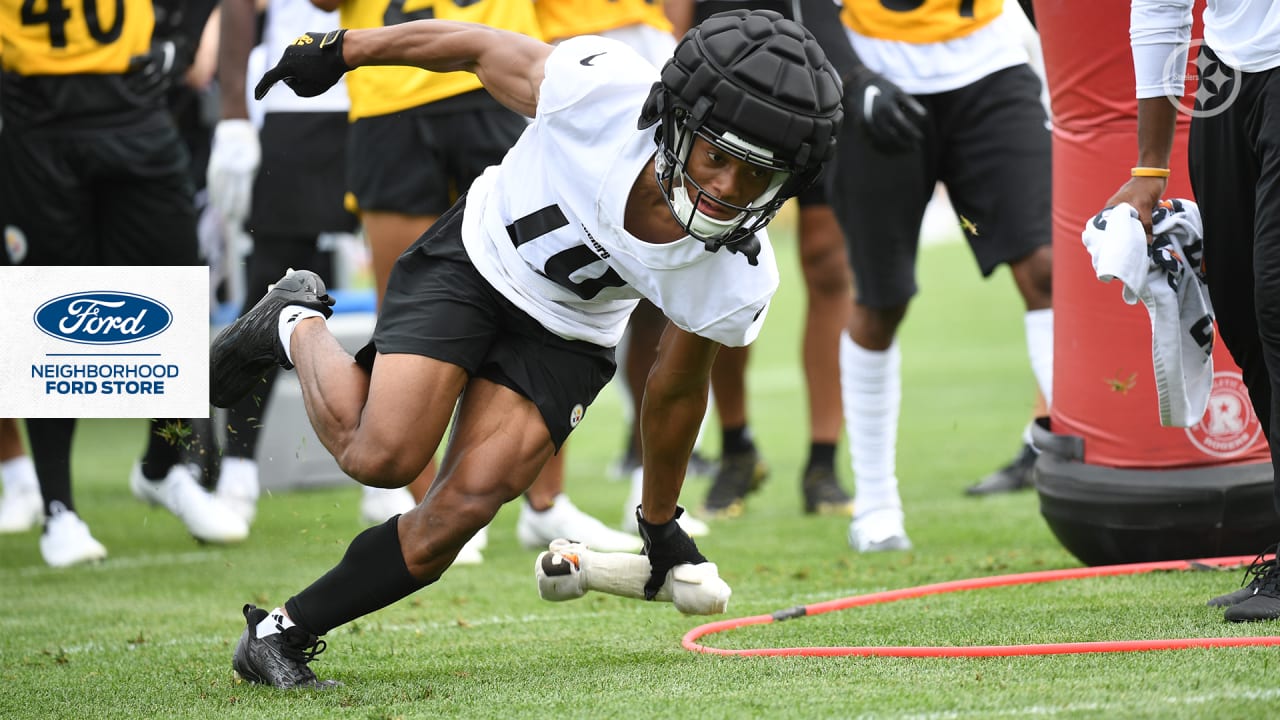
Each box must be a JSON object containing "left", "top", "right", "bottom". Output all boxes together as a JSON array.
[
  {"left": 0, "top": 485, "right": 43, "bottom": 533},
  {"left": 359, "top": 486, "right": 416, "bottom": 525},
  {"left": 130, "top": 463, "right": 249, "bottom": 543},
  {"left": 215, "top": 457, "right": 260, "bottom": 525},
  {"left": 454, "top": 525, "right": 487, "bottom": 566},
  {"left": 518, "top": 494, "right": 643, "bottom": 553},
  {"left": 40, "top": 504, "right": 107, "bottom": 567},
  {"left": 620, "top": 468, "right": 710, "bottom": 538},
  {"left": 849, "top": 506, "right": 912, "bottom": 553}
]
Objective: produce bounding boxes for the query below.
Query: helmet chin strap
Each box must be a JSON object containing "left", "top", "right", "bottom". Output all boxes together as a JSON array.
[
  {"left": 670, "top": 181, "right": 745, "bottom": 240},
  {"left": 653, "top": 129, "right": 783, "bottom": 266}
]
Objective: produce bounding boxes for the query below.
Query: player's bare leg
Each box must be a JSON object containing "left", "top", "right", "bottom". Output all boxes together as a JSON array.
[
  {"left": 967, "top": 244, "right": 1054, "bottom": 496},
  {"left": 364, "top": 209, "right": 442, "bottom": 501},
  {"left": 798, "top": 204, "right": 855, "bottom": 514},
  {"left": 290, "top": 323, "right": 465, "bottom": 490},
  {"left": 702, "top": 345, "right": 768, "bottom": 517}
]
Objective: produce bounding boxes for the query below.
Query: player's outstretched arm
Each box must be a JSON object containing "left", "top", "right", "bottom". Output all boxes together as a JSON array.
[
  {"left": 255, "top": 21, "right": 553, "bottom": 117},
  {"left": 639, "top": 324, "right": 718, "bottom": 526}
]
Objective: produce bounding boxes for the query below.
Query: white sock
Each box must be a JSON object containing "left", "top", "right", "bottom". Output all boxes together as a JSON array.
[
  {"left": 277, "top": 306, "right": 326, "bottom": 365},
  {"left": 840, "top": 333, "right": 902, "bottom": 512},
  {"left": 217, "top": 457, "right": 260, "bottom": 499},
  {"left": 255, "top": 607, "right": 296, "bottom": 638},
  {"left": 1024, "top": 308, "right": 1054, "bottom": 407},
  {"left": 1, "top": 456, "right": 38, "bottom": 493}
]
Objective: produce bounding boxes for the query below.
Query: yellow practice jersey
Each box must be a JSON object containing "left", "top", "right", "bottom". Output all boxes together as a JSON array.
[
  {"left": 341, "top": 0, "right": 542, "bottom": 120},
  {"left": 841, "top": 0, "right": 1002, "bottom": 45},
  {"left": 0, "top": 0, "right": 153, "bottom": 75},
  {"left": 534, "top": 0, "right": 670, "bottom": 44}
]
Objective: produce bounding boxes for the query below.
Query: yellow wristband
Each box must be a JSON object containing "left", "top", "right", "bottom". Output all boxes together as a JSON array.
[{"left": 1131, "top": 166, "right": 1171, "bottom": 178}]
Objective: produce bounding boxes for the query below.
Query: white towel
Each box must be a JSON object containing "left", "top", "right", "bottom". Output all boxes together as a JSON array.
[{"left": 1081, "top": 200, "right": 1214, "bottom": 427}]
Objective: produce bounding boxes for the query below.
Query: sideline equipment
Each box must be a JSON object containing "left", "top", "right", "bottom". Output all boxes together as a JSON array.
[{"left": 535, "top": 538, "right": 731, "bottom": 615}]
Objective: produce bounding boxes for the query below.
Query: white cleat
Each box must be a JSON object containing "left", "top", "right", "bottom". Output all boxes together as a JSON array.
[
  {"left": 40, "top": 505, "right": 107, "bottom": 567},
  {"left": 359, "top": 486, "right": 416, "bottom": 525},
  {"left": 0, "top": 485, "right": 43, "bottom": 533},
  {"left": 517, "top": 494, "right": 643, "bottom": 553},
  {"left": 130, "top": 463, "right": 249, "bottom": 543},
  {"left": 453, "top": 525, "right": 487, "bottom": 566},
  {"left": 621, "top": 468, "right": 709, "bottom": 538},
  {"left": 215, "top": 457, "right": 261, "bottom": 525},
  {"left": 849, "top": 505, "right": 912, "bottom": 553}
]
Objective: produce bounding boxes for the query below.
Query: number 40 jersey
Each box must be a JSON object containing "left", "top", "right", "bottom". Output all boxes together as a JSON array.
[{"left": 461, "top": 36, "right": 780, "bottom": 350}]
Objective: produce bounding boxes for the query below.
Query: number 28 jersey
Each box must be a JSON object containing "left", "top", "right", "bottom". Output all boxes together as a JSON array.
[{"left": 462, "top": 36, "right": 779, "bottom": 348}]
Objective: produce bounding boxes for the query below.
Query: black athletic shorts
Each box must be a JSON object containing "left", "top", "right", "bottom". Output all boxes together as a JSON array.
[
  {"left": 828, "top": 64, "right": 1051, "bottom": 308},
  {"left": 353, "top": 198, "right": 617, "bottom": 449},
  {"left": 248, "top": 111, "right": 357, "bottom": 236},
  {"left": 0, "top": 114, "right": 198, "bottom": 266},
  {"left": 345, "top": 90, "right": 528, "bottom": 216}
]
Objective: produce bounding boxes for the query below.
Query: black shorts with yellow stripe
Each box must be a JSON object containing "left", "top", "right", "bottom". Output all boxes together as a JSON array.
[{"left": 345, "top": 90, "right": 528, "bottom": 216}]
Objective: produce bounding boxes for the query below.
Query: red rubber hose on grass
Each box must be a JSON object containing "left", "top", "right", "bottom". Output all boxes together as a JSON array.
[{"left": 682, "top": 556, "right": 1280, "bottom": 657}]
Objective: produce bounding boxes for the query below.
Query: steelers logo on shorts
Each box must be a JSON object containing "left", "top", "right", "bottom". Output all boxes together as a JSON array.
[
  {"left": 569, "top": 403, "right": 585, "bottom": 428},
  {"left": 4, "top": 225, "right": 28, "bottom": 264}
]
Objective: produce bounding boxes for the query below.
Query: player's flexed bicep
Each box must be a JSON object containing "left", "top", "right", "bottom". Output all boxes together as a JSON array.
[{"left": 255, "top": 20, "right": 551, "bottom": 116}]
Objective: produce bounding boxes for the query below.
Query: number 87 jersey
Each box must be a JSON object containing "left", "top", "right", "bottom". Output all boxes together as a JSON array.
[{"left": 1, "top": 0, "right": 153, "bottom": 76}]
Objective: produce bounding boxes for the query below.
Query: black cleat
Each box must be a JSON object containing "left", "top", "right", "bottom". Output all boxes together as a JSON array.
[
  {"left": 1211, "top": 546, "right": 1280, "bottom": 622},
  {"left": 965, "top": 442, "right": 1038, "bottom": 496},
  {"left": 1208, "top": 548, "right": 1276, "bottom": 608},
  {"left": 703, "top": 448, "right": 768, "bottom": 518},
  {"left": 232, "top": 604, "right": 340, "bottom": 689},
  {"left": 802, "top": 465, "right": 854, "bottom": 516},
  {"left": 210, "top": 269, "right": 334, "bottom": 408}
]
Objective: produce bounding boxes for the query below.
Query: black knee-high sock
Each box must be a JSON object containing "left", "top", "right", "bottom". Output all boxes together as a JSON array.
[
  {"left": 224, "top": 368, "right": 279, "bottom": 458},
  {"left": 25, "top": 418, "right": 75, "bottom": 515},
  {"left": 721, "top": 425, "right": 755, "bottom": 455},
  {"left": 139, "top": 419, "right": 185, "bottom": 480},
  {"left": 806, "top": 442, "right": 836, "bottom": 472},
  {"left": 285, "top": 517, "right": 431, "bottom": 636}
]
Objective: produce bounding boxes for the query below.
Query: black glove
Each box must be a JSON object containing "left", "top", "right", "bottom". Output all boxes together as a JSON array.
[
  {"left": 636, "top": 507, "right": 707, "bottom": 601},
  {"left": 254, "top": 30, "right": 351, "bottom": 100},
  {"left": 846, "top": 66, "right": 928, "bottom": 154},
  {"left": 125, "top": 37, "right": 192, "bottom": 98}
]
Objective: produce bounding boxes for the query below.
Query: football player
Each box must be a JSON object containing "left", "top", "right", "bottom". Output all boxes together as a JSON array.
[{"left": 212, "top": 10, "right": 842, "bottom": 687}]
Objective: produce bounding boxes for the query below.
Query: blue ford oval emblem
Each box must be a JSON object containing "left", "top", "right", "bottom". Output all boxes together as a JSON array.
[{"left": 34, "top": 292, "right": 173, "bottom": 345}]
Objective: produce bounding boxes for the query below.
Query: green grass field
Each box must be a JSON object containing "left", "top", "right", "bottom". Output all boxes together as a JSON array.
[{"left": 2, "top": 230, "right": 1276, "bottom": 719}]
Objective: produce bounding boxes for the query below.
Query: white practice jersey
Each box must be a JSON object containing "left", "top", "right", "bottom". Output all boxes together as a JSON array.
[
  {"left": 846, "top": 8, "right": 1029, "bottom": 96},
  {"left": 1131, "top": 0, "right": 1280, "bottom": 98},
  {"left": 461, "top": 36, "right": 779, "bottom": 349}
]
